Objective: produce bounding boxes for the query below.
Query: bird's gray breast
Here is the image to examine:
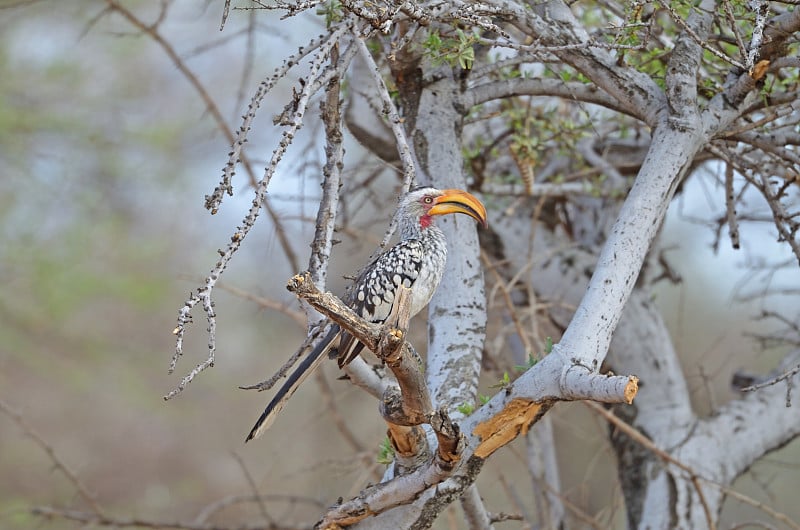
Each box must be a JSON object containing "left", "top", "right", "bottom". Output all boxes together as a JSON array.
[{"left": 350, "top": 228, "right": 447, "bottom": 323}]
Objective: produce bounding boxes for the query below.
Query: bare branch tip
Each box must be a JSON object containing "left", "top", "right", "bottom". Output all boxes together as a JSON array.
[
  {"left": 625, "top": 375, "right": 640, "bottom": 404},
  {"left": 287, "top": 271, "right": 310, "bottom": 292}
]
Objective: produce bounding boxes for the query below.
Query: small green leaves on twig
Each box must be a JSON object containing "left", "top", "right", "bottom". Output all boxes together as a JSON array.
[
  {"left": 422, "top": 28, "right": 477, "bottom": 70},
  {"left": 457, "top": 394, "right": 491, "bottom": 416},
  {"left": 514, "top": 353, "right": 538, "bottom": 372},
  {"left": 316, "top": 0, "right": 342, "bottom": 27},
  {"left": 513, "top": 337, "right": 552, "bottom": 372},
  {"left": 490, "top": 371, "right": 511, "bottom": 390},
  {"left": 377, "top": 436, "right": 395, "bottom": 465},
  {"left": 457, "top": 402, "right": 475, "bottom": 416}
]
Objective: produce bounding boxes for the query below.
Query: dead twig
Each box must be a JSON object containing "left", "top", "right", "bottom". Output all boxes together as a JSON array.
[
  {"left": 32, "top": 505, "right": 308, "bottom": 530},
  {"left": 0, "top": 399, "right": 104, "bottom": 517}
]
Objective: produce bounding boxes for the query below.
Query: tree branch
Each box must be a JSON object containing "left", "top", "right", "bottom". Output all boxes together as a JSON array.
[
  {"left": 31, "top": 505, "right": 306, "bottom": 530},
  {"left": 464, "top": 78, "right": 631, "bottom": 117},
  {"left": 354, "top": 34, "right": 419, "bottom": 250},
  {"left": 588, "top": 402, "right": 800, "bottom": 530},
  {"left": 486, "top": 0, "right": 665, "bottom": 125},
  {"left": 700, "top": 357, "right": 800, "bottom": 482},
  {"left": 551, "top": 117, "right": 702, "bottom": 376},
  {"left": 307, "top": 39, "right": 345, "bottom": 314},
  {"left": 460, "top": 485, "right": 495, "bottom": 530},
  {"left": 284, "top": 273, "right": 480, "bottom": 527},
  {"left": 167, "top": 22, "right": 358, "bottom": 398},
  {"left": 0, "top": 399, "right": 104, "bottom": 517}
]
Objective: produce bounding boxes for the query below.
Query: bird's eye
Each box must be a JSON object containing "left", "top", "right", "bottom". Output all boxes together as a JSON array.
[{"left": 422, "top": 196, "right": 434, "bottom": 204}]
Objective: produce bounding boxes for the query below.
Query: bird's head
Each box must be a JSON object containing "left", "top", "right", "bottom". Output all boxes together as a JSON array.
[{"left": 398, "top": 186, "right": 488, "bottom": 232}]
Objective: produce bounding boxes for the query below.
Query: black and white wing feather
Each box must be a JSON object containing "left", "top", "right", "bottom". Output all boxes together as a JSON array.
[{"left": 337, "top": 238, "right": 427, "bottom": 367}]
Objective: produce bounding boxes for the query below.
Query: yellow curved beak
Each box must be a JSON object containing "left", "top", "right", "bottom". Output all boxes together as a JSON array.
[{"left": 429, "top": 189, "right": 488, "bottom": 228}]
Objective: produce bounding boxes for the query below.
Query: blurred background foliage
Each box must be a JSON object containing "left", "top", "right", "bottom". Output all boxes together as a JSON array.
[{"left": 0, "top": 1, "right": 798, "bottom": 529}]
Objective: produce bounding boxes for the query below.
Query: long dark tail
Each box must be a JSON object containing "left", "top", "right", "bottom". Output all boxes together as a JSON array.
[{"left": 245, "top": 325, "right": 340, "bottom": 442}]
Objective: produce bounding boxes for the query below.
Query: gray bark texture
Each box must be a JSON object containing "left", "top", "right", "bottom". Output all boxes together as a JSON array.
[
  {"left": 164, "top": 1, "right": 800, "bottom": 528},
  {"left": 342, "top": 1, "right": 800, "bottom": 526}
]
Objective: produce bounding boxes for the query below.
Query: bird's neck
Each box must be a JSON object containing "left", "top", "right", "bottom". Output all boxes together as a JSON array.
[{"left": 400, "top": 218, "right": 443, "bottom": 241}]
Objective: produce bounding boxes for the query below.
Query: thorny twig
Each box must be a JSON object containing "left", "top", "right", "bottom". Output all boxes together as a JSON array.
[
  {"left": 724, "top": 159, "right": 741, "bottom": 250},
  {"left": 756, "top": 172, "right": 800, "bottom": 267},
  {"left": 314, "top": 369, "right": 366, "bottom": 452},
  {"left": 204, "top": 32, "right": 332, "bottom": 213},
  {"left": 355, "top": 36, "right": 417, "bottom": 190},
  {"left": 238, "top": 326, "right": 330, "bottom": 392},
  {"left": 107, "top": 0, "right": 298, "bottom": 271},
  {"left": 354, "top": 35, "right": 418, "bottom": 251},
  {"left": 721, "top": 0, "right": 749, "bottom": 68},
  {"left": 656, "top": 0, "right": 746, "bottom": 70},
  {"left": 99, "top": 0, "right": 307, "bottom": 392},
  {"left": 740, "top": 351, "right": 800, "bottom": 407},
  {"left": 193, "top": 494, "right": 324, "bottom": 525},
  {"left": 308, "top": 39, "right": 345, "bottom": 298},
  {"left": 167, "top": 21, "right": 356, "bottom": 399}
]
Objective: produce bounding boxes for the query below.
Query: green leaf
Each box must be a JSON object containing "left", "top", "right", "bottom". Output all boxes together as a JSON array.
[
  {"left": 377, "top": 436, "right": 395, "bottom": 465},
  {"left": 490, "top": 371, "right": 511, "bottom": 389},
  {"left": 316, "top": 0, "right": 343, "bottom": 27},
  {"left": 514, "top": 353, "right": 539, "bottom": 371},
  {"left": 457, "top": 402, "right": 475, "bottom": 415}
]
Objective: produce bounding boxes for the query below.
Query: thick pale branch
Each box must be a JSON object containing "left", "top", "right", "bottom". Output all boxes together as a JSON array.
[
  {"left": 560, "top": 369, "right": 638, "bottom": 404},
  {"left": 415, "top": 72, "right": 485, "bottom": 418},
  {"left": 662, "top": 0, "right": 710, "bottom": 124},
  {"left": 554, "top": 121, "right": 702, "bottom": 374},
  {"left": 460, "top": 485, "right": 495, "bottom": 530},
  {"left": 344, "top": 357, "right": 390, "bottom": 399},
  {"left": 698, "top": 358, "right": 800, "bottom": 482},
  {"left": 467, "top": 354, "right": 636, "bottom": 460},
  {"left": 318, "top": 455, "right": 457, "bottom": 529},
  {"left": 464, "top": 78, "right": 629, "bottom": 116},
  {"left": 589, "top": 402, "right": 800, "bottom": 530}
]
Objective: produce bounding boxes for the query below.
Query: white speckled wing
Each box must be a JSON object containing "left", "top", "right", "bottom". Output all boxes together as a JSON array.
[{"left": 337, "top": 227, "right": 447, "bottom": 367}]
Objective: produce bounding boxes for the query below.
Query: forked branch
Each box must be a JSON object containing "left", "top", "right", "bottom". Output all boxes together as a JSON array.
[{"left": 287, "top": 272, "right": 464, "bottom": 527}]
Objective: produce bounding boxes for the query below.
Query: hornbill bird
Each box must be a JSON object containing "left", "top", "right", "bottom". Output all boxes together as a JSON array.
[{"left": 246, "top": 186, "right": 487, "bottom": 441}]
